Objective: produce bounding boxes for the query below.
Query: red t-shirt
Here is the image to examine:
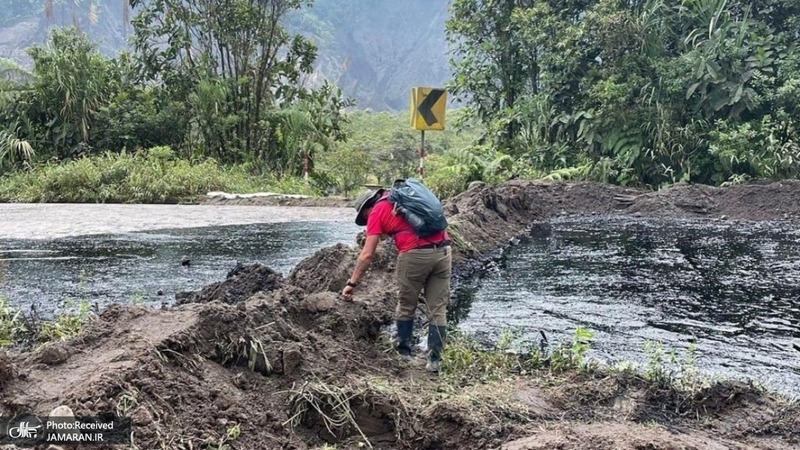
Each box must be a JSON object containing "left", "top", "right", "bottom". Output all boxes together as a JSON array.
[{"left": 366, "top": 194, "right": 449, "bottom": 253}]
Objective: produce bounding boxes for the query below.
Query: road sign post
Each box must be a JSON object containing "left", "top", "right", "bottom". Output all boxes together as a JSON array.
[
  {"left": 410, "top": 87, "right": 447, "bottom": 180},
  {"left": 419, "top": 130, "right": 426, "bottom": 178}
]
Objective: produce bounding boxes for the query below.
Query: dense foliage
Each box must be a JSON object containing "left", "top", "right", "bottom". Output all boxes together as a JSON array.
[
  {"left": 317, "top": 110, "right": 482, "bottom": 196},
  {"left": 3, "top": 0, "right": 800, "bottom": 203},
  {"left": 0, "top": 146, "right": 305, "bottom": 203},
  {"left": 0, "top": 0, "right": 353, "bottom": 185},
  {"left": 447, "top": 0, "right": 800, "bottom": 187},
  {"left": 0, "top": 110, "right": 482, "bottom": 201}
]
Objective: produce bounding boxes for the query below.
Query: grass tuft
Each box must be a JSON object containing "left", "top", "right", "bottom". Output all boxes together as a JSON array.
[{"left": 1, "top": 296, "right": 93, "bottom": 347}]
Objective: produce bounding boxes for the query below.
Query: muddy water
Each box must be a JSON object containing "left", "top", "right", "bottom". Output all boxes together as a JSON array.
[
  {"left": 456, "top": 216, "right": 800, "bottom": 397},
  {"left": 0, "top": 203, "right": 351, "bottom": 240},
  {"left": 0, "top": 220, "right": 359, "bottom": 315}
]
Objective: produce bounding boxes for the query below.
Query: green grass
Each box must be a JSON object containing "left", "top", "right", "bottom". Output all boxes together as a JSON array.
[
  {"left": 0, "top": 296, "right": 27, "bottom": 346},
  {"left": 441, "top": 327, "right": 595, "bottom": 384},
  {"left": 0, "top": 296, "right": 93, "bottom": 347},
  {"left": 439, "top": 327, "right": 724, "bottom": 401},
  {"left": 37, "top": 299, "right": 92, "bottom": 343},
  {"left": 0, "top": 146, "right": 321, "bottom": 203}
]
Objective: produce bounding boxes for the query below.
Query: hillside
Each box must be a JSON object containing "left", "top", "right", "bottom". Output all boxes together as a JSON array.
[{"left": 0, "top": 0, "right": 452, "bottom": 110}]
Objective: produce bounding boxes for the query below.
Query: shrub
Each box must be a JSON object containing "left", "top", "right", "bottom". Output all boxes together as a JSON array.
[{"left": 0, "top": 147, "right": 311, "bottom": 203}]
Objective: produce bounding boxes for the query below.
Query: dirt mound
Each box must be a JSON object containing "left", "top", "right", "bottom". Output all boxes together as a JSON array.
[
  {"left": 502, "top": 422, "right": 736, "bottom": 450},
  {"left": 712, "top": 179, "right": 800, "bottom": 219},
  {"left": 175, "top": 262, "right": 283, "bottom": 305},
  {"left": 503, "top": 374, "right": 800, "bottom": 450},
  {"left": 609, "top": 179, "right": 800, "bottom": 220},
  {"left": 2, "top": 180, "right": 799, "bottom": 449},
  {"left": 2, "top": 288, "right": 381, "bottom": 446},
  {"left": 288, "top": 243, "right": 358, "bottom": 294}
]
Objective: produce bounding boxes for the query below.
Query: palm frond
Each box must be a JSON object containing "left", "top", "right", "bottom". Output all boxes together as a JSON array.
[{"left": 0, "top": 130, "right": 35, "bottom": 168}]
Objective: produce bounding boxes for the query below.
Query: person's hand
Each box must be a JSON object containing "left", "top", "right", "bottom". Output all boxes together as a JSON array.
[{"left": 341, "top": 285, "right": 355, "bottom": 301}]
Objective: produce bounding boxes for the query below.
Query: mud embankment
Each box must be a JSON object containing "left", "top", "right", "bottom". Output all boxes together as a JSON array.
[
  {"left": 443, "top": 179, "right": 800, "bottom": 264},
  {"left": 1, "top": 180, "right": 798, "bottom": 450},
  {"left": 200, "top": 193, "right": 352, "bottom": 208}
]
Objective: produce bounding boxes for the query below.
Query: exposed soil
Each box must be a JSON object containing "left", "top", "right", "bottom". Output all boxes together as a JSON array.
[
  {"left": 0, "top": 350, "right": 14, "bottom": 390},
  {"left": 200, "top": 193, "right": 352, "bottom": 208},
  {"left": 175, "top": 263, "right": 284, "bottom": 305},
  {"left": 624, "top": 180, "right": 800, "bottom": 220},
  {"left": 2, "top": 180, "right": 799, "bottom": 450}
]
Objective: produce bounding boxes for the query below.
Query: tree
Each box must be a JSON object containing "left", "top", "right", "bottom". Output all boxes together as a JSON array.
[
  {"left": 273, "top": 81, "right": 352, "bottom": 179},
  {"left": 15, "top": 27, "right": 114, "bottom": 158},
  {"left": 446, "top": 0, "right": 539, "bottom": 150},
  {"left": 0, "top": 59, "right": 34, "bottom": 171},
  {"left": 0, "top": 27, "right": 191, "bottom": 164},
  {"left": 129, "top": 0, "right": 326, "bottom": 165},
  {"left": 317, "top": 145, "right": 370, "bottom": 196}
]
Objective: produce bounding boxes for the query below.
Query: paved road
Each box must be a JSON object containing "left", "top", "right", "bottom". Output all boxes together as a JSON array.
[{"left": 0, "top": 204, "right": 352, "bottom": 239}]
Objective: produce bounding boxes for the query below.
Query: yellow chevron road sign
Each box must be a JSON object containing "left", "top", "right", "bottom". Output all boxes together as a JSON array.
[{"left": 410, "top": 87, "right": 447, "bottom": 131}]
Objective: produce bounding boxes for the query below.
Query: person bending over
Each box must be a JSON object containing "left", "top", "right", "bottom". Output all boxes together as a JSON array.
[{"left": 342, "top": 188, "right": 452, "bottom": 372}]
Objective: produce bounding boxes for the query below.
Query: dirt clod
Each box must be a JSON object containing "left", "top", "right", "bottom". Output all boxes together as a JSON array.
[
  {"left": 175, "top": 262, "right": 283, "bottom": 305},
  {"left": 38, "top": 344, "right": 70, "bottom": 366},
  {"left": 302, "top": 292, "right": 339, "bottom": 313},
  {"left": 288, "top": 243, "right": 358, "bottom": 294},
  {"left": 282, "top": 345, "right": 303, "bottom": 376}
]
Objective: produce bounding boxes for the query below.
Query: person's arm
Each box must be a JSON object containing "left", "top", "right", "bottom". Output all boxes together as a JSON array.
[{"left": 341, "top": 234, "right": 380, "bottom": 300}]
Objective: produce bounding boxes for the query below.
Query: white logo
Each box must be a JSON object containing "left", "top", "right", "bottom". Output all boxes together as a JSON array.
[{"left": 8, "top": 421, "right": 41, "bottom": 439}]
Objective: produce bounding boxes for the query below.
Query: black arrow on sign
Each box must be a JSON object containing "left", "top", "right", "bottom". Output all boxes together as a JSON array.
[{"left": 417, "top": 89, "right": 445, "bottom": 126}]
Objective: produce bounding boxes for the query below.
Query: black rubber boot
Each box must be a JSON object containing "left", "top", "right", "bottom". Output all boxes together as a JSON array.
[
  {"left": 426, "top": 324, "right": 447, "bottom": 372},
  {"left": 396, "top": 320, "right": 414, "bottom": 361}
]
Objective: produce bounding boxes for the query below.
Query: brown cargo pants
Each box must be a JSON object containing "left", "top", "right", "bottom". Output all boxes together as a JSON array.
[{"left": 396, "top": 246, "right": 452, "bottom": 326}]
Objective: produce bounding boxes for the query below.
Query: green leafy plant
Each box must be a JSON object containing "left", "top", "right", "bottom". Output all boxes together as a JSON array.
[
  {"left": 644, "top": 340, "right": 672, "bottom": 387},
  {"left": 23, "top": 27, "right": 114, "bottom": 156},
  {"left": 643, "top": 340, "right": 709, "bottom": 393},
  {"left": 0, "top": 129, "right": 34, "bottom": 170},
  {"left": 549, "top": 327, "right": 594, "bottom": 372},
  {"left": 0, "top": 297, "right": 27, "bottom": 346},
  {"left": 37, "top": 299, "right": 92, "bottom": 343},
  {"left": 130, "top": 291, "right": 146, "bottom": 306},
  {"left": 441, "top": 328, "right": 526, "bottom": 383},
  {"left": 425, "top": 145, "right": 514, "bottom": 198},
  {"left": 208, "top": 423, "right": 242, "bottom": 450}
]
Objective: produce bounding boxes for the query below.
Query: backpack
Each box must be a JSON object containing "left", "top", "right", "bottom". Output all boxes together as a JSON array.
[{"left": 387, "top": 178, "right": 448, "bottom": 238}]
